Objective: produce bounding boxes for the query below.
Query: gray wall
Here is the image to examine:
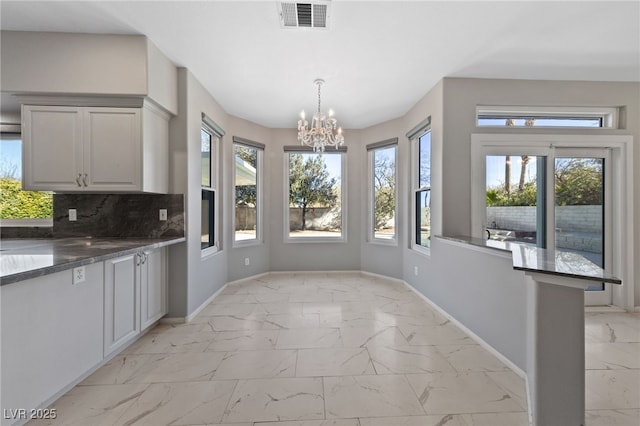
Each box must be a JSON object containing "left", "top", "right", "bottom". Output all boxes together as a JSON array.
[
  {"left": 440, "top": 78, "right": 639, "bottom": 306},
  {"left": 268, "top": 128, "right": 363, "bottom": 272},
  {"left": 0, "top": 31, "right": 177, "bottom": 114},
  {"left": 225, "top": 115, "right": 272, "bottom": 283},
  {"left": 173, "top": 69, "right": 229, "bottom": 316},
  {"left": 432, "top": 238, "right": 528, "bottom": 369},
  {"left": 358, "top": 117, "right": 406, "bottom": 279},
  {"left": 402, "top": 80, "right": 445, "bottom": 292},
  {"left": 391, "top": 77, "right": 639, "bottom": 371}
]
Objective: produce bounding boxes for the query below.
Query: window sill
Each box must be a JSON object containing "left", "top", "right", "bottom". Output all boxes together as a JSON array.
[
  {"left": 233, "top": 239, "right": 263, "bottom": 248},
  {"left": 368, "top": 238, "right": 398, "bottom": 247},
  {"left": 285, "top": 236, "right": 347, "bottom": 244},
  {"left": 201, "top": 245, "right": 221, "bottom": 259},
  {"left": 411, "top": 244, "right": 432, "bottom": 258},
  {"left": 0, "top": 219, "right": 53, "bottom": 227}
]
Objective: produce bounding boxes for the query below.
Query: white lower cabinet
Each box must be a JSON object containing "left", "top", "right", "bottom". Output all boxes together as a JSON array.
[
  {"left": 104, "top": 247, "right": 167, "bottom": 357},
  {"left": 140, "top": 248, "right": 167, "bottom": 331},
  {"left": 1, "top": 247, "right": 167, "bottom": 425},
  {"left": 0, "top": 263, "right": 104, "bottom": 426},
  {"left": 103, "top": 254, "right": 140, "bottom": 357}
]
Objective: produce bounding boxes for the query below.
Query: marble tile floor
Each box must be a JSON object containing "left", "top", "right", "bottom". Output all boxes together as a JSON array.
[{"left": 29, "top": 272, "right": 640, "bottom": 426}]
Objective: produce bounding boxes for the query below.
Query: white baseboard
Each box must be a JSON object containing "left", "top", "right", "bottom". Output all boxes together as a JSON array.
[
  {"left": 159, "top": 316, "right": 186, "bottom": 325},
  {"left": 399, "top": 279, "right": 532, "bottom": 425},
  {"left": 268, "top": 270, "right": 361, "bottom": 276},
  {"left": 184, "top": 283, "right": 228, "bottom": 323},
  {"left": 585, "top": 305, "right": 627, "bottom": 313},
  {"left": 360, "top": 270, "right": 404, "bottom": 284},
  {"left": 226, "top": 271, "right": 270, "bottom": 286},
  {"left": 401, "top": 280, "right": 527, "bottom": 379}
]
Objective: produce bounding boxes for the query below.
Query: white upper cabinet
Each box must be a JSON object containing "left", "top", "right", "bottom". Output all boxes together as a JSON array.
[
  {"left": 22, "top": 106, "right": 84, "bottom": 191},
  {"left": 22, "top": 101, "right": 168, "bottom": 193},
  {"left": 84, "top": 108, "right": 141, "bottom": 190}
]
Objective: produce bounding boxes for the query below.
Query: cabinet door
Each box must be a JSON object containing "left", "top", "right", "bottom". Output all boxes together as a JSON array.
[
  {"left": 22, "top": 105, "right": 83, "bottom": 191},
  {"left": 84, "top": 108, "right": 142, "bottom": 191},
  {"left": 104, "top": 254, "right": 140, "bottom": 357},
  {"left": 140, "top": 248, "right": 167, "bottom": 330}
]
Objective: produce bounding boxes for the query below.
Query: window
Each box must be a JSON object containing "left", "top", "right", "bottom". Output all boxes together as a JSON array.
[
  {"left": 408, "top": 118, "right": 432, "bottom": 253},
  {"left": 0, "top": 135, "right": 53, "bottom": 226},
  {"left": 485, "top": 154, "right": 544, "bottom": 246},
  {"left": 286, "top": 147, "right": 345, "bottom": 241},
  {"left": 476, "top": 106, "right": 617, "bottom": 128},
  {"left": 471, "top": 133, "right": 634, "bottom": 306},
  {"left": 201, "top": 115, "right": 224, "bottom": 255},
  {"left": 233, "top": 137, "right": 264, "bottom": 245},
  {"left": 415, "top": 131, "right": 431, "bottom": 249},
  {"left": 368, "top": 139, "right": 397, "bottom": 243}
]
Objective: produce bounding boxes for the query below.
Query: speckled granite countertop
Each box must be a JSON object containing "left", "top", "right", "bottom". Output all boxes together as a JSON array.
[
  {"left": 0, "top": 237, "right": 185, "bottom": 286},
  {"left": 437, "top": 235, "right": 622, "bottom": 284}
]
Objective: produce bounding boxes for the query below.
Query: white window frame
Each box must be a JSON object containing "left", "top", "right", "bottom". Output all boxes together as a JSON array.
[
  {"left": 201, "top": 115, "right": 224, "bottom": 258},
  {"left": 367, "top": 139, "right": 398, "bottom": 245},
  {"left": 471, "top": 133, "right": 634, "bottom": 309},
  {"left": 476, "top": 106, "right": 618, "bottom": 129},
  {"left": 233, "top": 137, "right": 264, "bottom": 247},
  {"left": 284, "top": 147, "right": 347, "bottom": 243},
  {"left": 408, "top": 119, "right": 432, "bottom": 256}
]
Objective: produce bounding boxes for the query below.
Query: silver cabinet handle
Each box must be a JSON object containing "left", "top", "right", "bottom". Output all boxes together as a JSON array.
[
  {"left": 76, "top": 173, "right": 82, "bottom": 187},
  {"left": 135, "top": 252, "right": 148, "bottom": 265},
  {"left": 82, "top": 173, "right": 88, "bottom": 187}
]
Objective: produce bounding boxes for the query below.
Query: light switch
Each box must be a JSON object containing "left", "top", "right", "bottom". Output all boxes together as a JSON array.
[
  {"left": 69, "top": 209, "right": 77, "bottom": 221},
  {"left": 159, "top": 209, "right": 168, "bottom": 221}
]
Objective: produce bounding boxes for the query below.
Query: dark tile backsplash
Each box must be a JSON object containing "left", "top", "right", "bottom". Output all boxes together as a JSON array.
[{"left": 52, "top": 194, "right": 184, "bottom": 238}]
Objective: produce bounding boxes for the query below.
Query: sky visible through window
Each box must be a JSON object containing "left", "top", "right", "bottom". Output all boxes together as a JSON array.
[
  {"left": 1, "top": 139, "right": 22, "bottom": 178},
  {"left": 486, "top": 155, "right": 536, "bottom": 188}
]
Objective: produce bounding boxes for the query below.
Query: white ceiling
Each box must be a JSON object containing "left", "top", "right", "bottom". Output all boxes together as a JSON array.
[{"left": 1, "top": 1, "right": 639, "bottom": 129}]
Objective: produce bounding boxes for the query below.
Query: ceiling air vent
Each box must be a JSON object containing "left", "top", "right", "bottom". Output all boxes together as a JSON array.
[{"left": 279, "top": 1, "right": 330, "bottom": 29}]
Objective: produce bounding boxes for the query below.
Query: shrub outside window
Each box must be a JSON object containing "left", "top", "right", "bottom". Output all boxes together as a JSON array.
[{"left": 0, "top": 136, "right": 53, "bottom": 225}]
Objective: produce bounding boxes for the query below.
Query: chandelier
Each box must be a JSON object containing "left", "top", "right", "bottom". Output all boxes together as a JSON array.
[{"left": 297, "top": 79, "right": 344, "bottom": 152}]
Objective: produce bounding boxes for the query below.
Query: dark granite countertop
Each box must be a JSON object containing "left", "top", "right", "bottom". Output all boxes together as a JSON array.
[
  {"left": 0, "top": 237, "right": 185, "bottom": 286},
  {"left": 437, "top": 235, "right": 622, "bottom": 285}
]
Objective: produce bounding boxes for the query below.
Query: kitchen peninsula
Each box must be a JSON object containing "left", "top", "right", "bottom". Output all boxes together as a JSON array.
[
  {"left": 437, "top": 235, "right": 622, "bottom": 426},
  {"left": 0, "top": 194, "right": 185, "bottom": 426}
]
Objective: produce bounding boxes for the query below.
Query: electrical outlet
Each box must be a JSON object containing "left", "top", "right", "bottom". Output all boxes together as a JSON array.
[
  {"left": 73, "top": 266, "right": 86, "bottom": 284},
  {"left": 159, "top": 209, "right": 168, "bottom": 221},
  {"left": 69, "top": 209, "right": 77, "bottom": 221},
  {"left": 414, "top": 266, "right": 418, "bottom": 276},
  {"left": 244, "top": 257, "right": 250, "bottom": 266}
]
